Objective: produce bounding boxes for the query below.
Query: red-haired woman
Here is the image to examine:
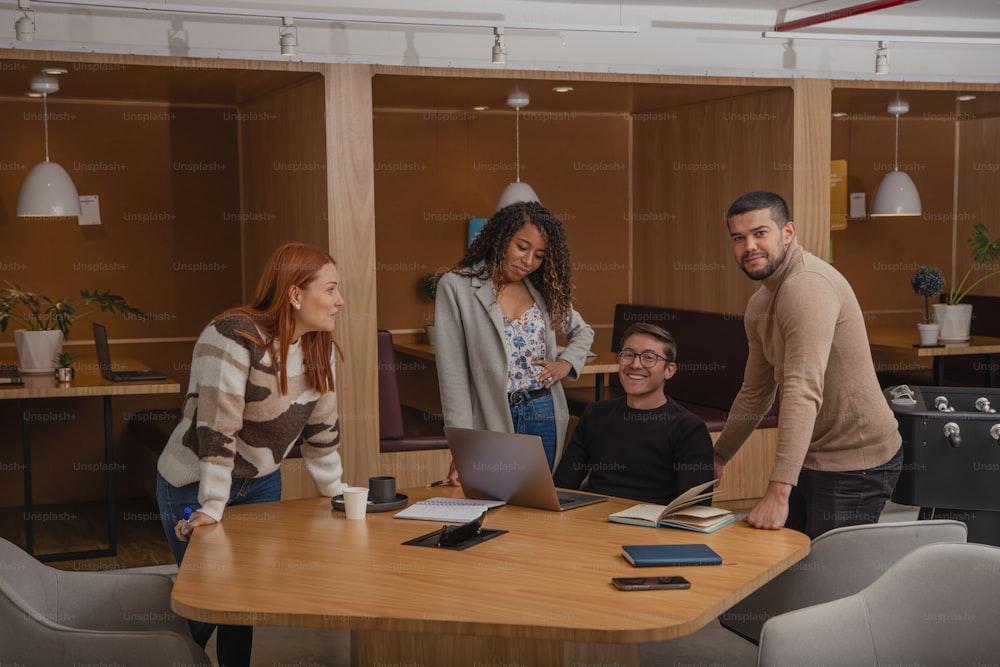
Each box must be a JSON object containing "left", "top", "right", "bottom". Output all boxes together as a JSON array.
[{"left": 156, "top": 242, "right": 345, "bottom": 667}]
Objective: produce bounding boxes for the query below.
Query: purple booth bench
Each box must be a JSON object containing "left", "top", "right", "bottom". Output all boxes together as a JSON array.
[{"left": 565, "top": 303, "right": 779, "bottom": 431}]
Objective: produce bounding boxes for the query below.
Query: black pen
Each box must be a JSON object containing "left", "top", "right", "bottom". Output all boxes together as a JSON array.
[{"left": 426, "top": 479, "right": 450, "bottom": 488}]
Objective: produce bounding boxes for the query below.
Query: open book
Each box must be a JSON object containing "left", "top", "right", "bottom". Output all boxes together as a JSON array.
[{"left": 608, "top": 479, "right": 735, "bottom": 533}]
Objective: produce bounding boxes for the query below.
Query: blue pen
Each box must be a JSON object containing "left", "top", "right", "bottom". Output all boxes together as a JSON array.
[{"left": 181, "top": 507, "right": 193, "bottom": 536}]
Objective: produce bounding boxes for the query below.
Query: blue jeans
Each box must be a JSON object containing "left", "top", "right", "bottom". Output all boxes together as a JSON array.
[
  {"left": 156, "top": 470, "right": 282, "bottom": 667},
  {"left": 510, "top": 392, "right": 557, "bottom": 469},
  {"left": 787, "top": 447, "right": 903, "bottom": 539}
]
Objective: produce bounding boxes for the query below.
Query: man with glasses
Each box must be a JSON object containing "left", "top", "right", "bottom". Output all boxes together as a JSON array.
[{"left": 552, "top": 322, "right": 715, "bottom": 504}]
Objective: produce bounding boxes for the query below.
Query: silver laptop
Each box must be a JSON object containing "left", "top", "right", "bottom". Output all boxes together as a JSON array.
[
  {"left": 445, "top": 426, "right": 607, "bottom": 511},
  {"left": 93, "top": 323, "right": 167, "bottom": 382}
]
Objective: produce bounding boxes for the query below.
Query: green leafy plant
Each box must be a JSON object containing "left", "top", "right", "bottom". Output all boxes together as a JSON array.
[
  {"left": 54, "top": 351, "right": 76, "bottom": 368},
  {"left": 420, "top": 271, "right": 445, "bottom": 301},
  {"left": 0, "top": 282, "right": 147, "bottom": 340},
  {"left": 910, "top": 266, "right": 945, "bottom": 324},
  {"left": 947, "top": 224, "right": 1000, "bottom": 305}
]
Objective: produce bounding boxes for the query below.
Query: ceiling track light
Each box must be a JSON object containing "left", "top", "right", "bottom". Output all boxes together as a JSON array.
[
  {"left": 279, "top": 17, "right": 297, "bottom": 57},
  {"left": 875, "top": 40, "right": 889, "bottom": 75},
  {"left": 492, "top": 27, "right": 506, "bottom": 66},
  {"left": 15, "top": 0, "right": 36, "bottom": 41}
]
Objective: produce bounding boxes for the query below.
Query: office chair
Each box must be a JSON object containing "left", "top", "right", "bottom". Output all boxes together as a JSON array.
[
  {"left": 0, "top": 537, "right": 211, "bottom": 666},
  {"left": 757, "top": 542, "right": 1000, "bottom": 666},
  {"left": 720, "top": 519, "right": 967, "bottom": 644}
]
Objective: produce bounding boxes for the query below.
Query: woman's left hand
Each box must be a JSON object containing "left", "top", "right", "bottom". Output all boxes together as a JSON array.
[{"left": 532, "top": 359, "right": 572, "bottom": 388}]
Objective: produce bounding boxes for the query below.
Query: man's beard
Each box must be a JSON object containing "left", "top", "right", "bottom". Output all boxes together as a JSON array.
[{"left": 740, "top": 248, "right": 785, "bottom": 281}]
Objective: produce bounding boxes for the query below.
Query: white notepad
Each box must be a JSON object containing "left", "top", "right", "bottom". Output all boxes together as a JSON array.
[{"left": 394, "top": 497, "right": 506, "bottom": 523}]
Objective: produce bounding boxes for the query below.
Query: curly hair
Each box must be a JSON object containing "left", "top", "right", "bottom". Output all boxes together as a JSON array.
[{"left": 455, "top": 201, "right": 575, "bottom": 328}]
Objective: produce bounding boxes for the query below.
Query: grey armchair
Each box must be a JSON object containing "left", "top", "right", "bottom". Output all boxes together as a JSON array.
[
  {"left": 720, "top": 519, "right": 967, "bottom": 644},
  {"left": 0, "top": 537, "right": 210, "bottom": 666},
  {"left": 757, "top": 542, "right": 1000, "bottom": 666}
]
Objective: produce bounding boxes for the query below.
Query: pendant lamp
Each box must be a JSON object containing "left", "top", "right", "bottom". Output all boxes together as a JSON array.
[
  {"left": 17, "top": 71, "right": 82, "bottom": 218},
  {"left": 494, "top": 91, "right": 539, "bottom": 212},
  {"left": 871, "top": 98, "right": 921, "bottom": 217}
]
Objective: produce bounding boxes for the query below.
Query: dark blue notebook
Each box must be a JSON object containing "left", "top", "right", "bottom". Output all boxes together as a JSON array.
[{"left": 621, "top": 543, "right": 722, "bottom": 567}]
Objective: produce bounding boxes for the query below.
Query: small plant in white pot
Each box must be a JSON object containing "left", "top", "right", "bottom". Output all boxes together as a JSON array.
[
  {"left": 54, "top": 351, "right": 76, "bottom": 382},
  {"left": 911, "top": 266, "right": 945, "bottom": 346},
  {"left": 934, "top": 224, "right": 1000, "bottom": 342},
  {"left": 0, "top": 282, "right": 146, "bottom": 374}
]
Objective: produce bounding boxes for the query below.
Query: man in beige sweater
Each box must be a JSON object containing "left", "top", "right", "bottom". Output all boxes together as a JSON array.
[{"left": 714, "top": 191, "right": 902, "bottom": 538}]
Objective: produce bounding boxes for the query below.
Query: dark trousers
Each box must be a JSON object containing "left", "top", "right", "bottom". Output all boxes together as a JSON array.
[
  {"left": 157, "top": 470, "right": 282, "bottom": 667},
  {"left": 787, "top": 447, "right": 903, "bottom": 539}
]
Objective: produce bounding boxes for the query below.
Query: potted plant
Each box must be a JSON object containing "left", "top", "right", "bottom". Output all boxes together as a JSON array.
[
  {"left": 911, "top": 266, "right": 944, "bottom": 346},
  {"left": 419, "top": 270, "right": 446, "bottom": 346},
  {"left": 934, "top": 224, "right": 1000, "bottom": 342},
  {"left": 54, "top": 351, "right": 76, "bottom": 382},
  {"left": 0, "top": 282, "right": 147, "bottom": 374}
]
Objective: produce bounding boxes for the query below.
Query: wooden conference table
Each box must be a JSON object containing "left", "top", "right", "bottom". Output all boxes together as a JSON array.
[
  {"left": 172, "top": 487, "right": 809, "bottom": 666},
  {"left": 394, "top": 340, "right": 621, "bottom": 400},
  {"left": 867, "top": 327, "right": 1000, "bottom": 386},
  {"left": 0, "top": 356, "right": 179, "bottom": 560}
]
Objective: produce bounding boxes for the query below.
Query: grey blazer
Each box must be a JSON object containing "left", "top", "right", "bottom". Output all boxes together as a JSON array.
[{"left": 434, "top": 269, "right": 594, "bottom": 465}]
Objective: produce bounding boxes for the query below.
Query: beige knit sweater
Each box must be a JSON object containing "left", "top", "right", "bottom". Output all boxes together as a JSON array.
[{"left": 714, "top": 239, "right": 901, "bottom": 485}]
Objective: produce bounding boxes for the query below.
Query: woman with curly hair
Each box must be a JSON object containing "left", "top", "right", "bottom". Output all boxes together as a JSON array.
[{"left": 435, "top": 201, "right": 594, "bottom": 483}]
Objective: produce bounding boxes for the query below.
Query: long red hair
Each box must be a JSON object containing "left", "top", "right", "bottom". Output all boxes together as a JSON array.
[{"left": 220, "top": 242, "right": 339, "bottom": 395}]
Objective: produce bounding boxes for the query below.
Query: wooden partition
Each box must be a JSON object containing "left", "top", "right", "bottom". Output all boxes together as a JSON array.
[
  {"left": 631, "top": 88, "right": 795, "bottom": 312},
  {"left": 0, "top": 53, "right": 380, "bottom": 514}
]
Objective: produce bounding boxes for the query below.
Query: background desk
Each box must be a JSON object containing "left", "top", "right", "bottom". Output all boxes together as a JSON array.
[
  {"left": 0, "top": 357, "right": 178, "bottom": 561},
  {"left": 172, "top": 487, "right": 809, "bottom": 667},
  {"left": 868, "top": 327, "right": 1000, "bottom": 386}
]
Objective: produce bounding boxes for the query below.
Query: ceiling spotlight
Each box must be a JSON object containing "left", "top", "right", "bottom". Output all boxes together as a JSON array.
[
  {"left": 279, "top": 17, "right": 297, "bottom": 57},
  {"left": 15, "top": 0, "right": 35, "bottom": 41},
  {"left": 492, "top": 27, "right": 506, "bottom": 66},
  {"left": 552, "top": 86, "right": 574, "bottom": 93},
  {"left": 956, "top": 94, "right": 977, "bottom": 101},
  {"left": 875, "top": 41, "right": 889, "bottom": 75}
]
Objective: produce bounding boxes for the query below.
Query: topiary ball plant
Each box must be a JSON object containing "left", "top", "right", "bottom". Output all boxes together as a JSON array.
[{"left": 911, "top": 266, "right": 945, "bottom": 324}]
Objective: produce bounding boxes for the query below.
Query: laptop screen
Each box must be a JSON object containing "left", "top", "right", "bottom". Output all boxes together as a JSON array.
[{"left": 92, "top": 323, "right": 114, "bottom": 374}]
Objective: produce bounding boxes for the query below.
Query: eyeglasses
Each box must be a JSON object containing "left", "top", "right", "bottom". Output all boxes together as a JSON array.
[{"left": 617, "top": 350, "right": 671, "bottom": 368}]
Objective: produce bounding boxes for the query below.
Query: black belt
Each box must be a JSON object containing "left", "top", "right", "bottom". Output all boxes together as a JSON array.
[{"left": 508, "top": 387, "right": 549, "bottom": 406}]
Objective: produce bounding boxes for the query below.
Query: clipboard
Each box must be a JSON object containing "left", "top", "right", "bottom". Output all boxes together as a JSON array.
[{"left": 401, "top": 511, "right": 507, "bottom": 551}]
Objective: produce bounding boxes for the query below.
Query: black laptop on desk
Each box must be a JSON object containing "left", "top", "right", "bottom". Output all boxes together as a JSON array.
[{"left": 92, "top": 323, "right": 168, "bottom": 382}]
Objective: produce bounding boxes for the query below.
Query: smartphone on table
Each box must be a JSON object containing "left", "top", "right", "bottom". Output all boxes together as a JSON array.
[{"left": 612, "top": 575, "right": 691, "bottom": 591}]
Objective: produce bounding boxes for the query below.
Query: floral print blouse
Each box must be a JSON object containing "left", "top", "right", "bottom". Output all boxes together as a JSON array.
[{"left": 503, "top": 303, "right": 548, "bottom": 393}]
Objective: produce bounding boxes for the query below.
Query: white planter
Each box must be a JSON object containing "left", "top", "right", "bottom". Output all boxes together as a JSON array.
[
  {"left": 917, "top": 322, "right": 940, "bottom": 346},
  {"left": 932, "top": 303, "right": 973, "bottom": 342},
  {"left": 14, "top": 329, "right": 64, "bottom": 374}
]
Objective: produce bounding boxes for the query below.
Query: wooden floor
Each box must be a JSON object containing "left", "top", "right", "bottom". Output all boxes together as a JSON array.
[{"left": 0, "top": 496, "right": 176, "bottom": 571}]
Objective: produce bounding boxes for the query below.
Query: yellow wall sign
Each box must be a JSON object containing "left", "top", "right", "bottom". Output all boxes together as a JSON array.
[{"left": 830, "top": 159, "right": 848, "bottom": 232}]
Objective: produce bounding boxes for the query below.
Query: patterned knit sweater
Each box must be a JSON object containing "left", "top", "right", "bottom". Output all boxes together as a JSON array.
[{"left": 157, "top": 313, "right": 344, "bottom": 521}]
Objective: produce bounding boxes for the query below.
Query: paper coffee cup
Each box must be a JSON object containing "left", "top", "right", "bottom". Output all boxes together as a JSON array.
[{"left": 342, "top": 486, "right": 369, "bottom": 520}]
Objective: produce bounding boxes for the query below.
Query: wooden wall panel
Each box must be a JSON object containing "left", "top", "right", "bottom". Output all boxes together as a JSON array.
[
  {"left": 0, "top": 97, "right": 240, "bottom": 507},
  {"left": 831, "top": 114, "right": 956, "bottom": 329},
  {"left": 238, "top": 75, "right": 329, "bottom": 300},
  {"left": 791, "top": 78, "right": 832, "bottom": 258},
  {"left": 956, "top": 117, "right": 1000, "bottom": 298},
  {"left": 632, "top": 89, "right": 794, "bottom": 313},
  {"left": 323, "top": 64, "right": 379, "bottom": 489},
  {"left": 373, "top": 109, "right": 631, "bottom": 353}
]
